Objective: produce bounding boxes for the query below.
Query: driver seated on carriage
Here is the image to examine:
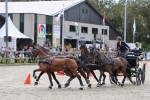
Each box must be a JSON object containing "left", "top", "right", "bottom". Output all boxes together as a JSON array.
[{"left": 116, "top": 36, "right": 130, "bottom": 58}]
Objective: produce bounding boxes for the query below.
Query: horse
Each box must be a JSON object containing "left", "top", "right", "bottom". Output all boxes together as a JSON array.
[
  {"left": 88, "top": 45, "right": 136, "bottom": 86},
  {"left": 79, "top": 44, "right": 106, "bottom": 85},
  {"left": 32, "top": 45, "right": 88, "bottom": 90},
  {"left": 32, "top": 45, "right": 61, "bottom": 89}
]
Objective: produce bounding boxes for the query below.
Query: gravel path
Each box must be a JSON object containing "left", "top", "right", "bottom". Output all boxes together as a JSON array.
[{"left": 0, "top": 61, "right": 149, "bottom": 100}]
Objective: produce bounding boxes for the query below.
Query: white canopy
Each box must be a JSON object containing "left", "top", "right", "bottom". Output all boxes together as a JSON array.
[
  {"left": 0, "top": 17, "right": 31, "bottom": 50},
  {"left": 0, "top": 17, "right": 30, "bottom": 38}
]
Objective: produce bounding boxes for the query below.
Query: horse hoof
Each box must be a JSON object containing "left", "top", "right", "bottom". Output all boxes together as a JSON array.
[
  {"left": 88, "top": 84, "right": 91, "bottom": 88},
  {"left": 34, "top": 82, "right": 38, "bottom": 85},
  {"left": 117, "top": 82, "right": 121, "bottom": 86},
  {"left": 64, "top": 83, "right": 70, "bottom": 88},
  {"left": 49, "top": 86, "right": 52, "bottom": 89},
  {"left": 133, "top": 81, "right": 136, "bottom": 85},
  {"left": 102, "top": 82, "right": 105, "bottom": 85},
  {"left": 97, "top": 84, "right": 101, "bottom": 87},
  {"left": 79, "top": 87, "right": 83, "bottom": 90},
  {"left": 121, "top": 84, "right": 124, "bottom": 87},
  {"left": 34, "top": 76, "right": 37, "bottom": 80},
  {"left": 58, "top": 84, "right": 61, "bottom": 89},
  {"left": 87, "top": 79, "right": 90, "bottom": 84}
]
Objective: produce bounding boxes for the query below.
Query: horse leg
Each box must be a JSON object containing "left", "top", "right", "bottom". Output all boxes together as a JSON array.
[
  {"left": 70, "top": 68, "right": 84, "bottom": 90},
  {"left": 91, "top": 70, "right": 99, "bottom": 82},
  {"left": 78, "top": 67, "right": 91, "bottom": 88},
  {"left": 47, "top": 72, "right": 53, "bottom": 89},
  {"left": 34, "top": 71, "right": 44, "bottom": 85},
  {"left": 64, "top": 76, "right": 76, "bottom": 88},
  {"left": 76, "top": 73, "right": 84, "bottom": 90},
  {"left": 109, "top": 71, "right": 119, "bottom": 85},
  {"left": 33, "top": 69, "right": 41, "bottom": 79},
  {"left": 102, "top": 73, "right": 106, "bottom": 85},
  {"left": 51, "top": 72, "right": 61, "bottom": 89},
  {"left": 97, "top": 71, "right": 103, "bottom": 87},
  {"left": 121, "top": 75, "right": 126, "bottom": 86}
]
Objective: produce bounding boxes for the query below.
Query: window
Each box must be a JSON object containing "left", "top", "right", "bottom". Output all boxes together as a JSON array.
[
  {"left": 46, "top": 16, "right": 52, "bottom": 34},
  {"left": 102, "top": 29, "right": 107, "bottom": 35},
  {"left": 81, "top": 27, "right": 88, "bottom": 33},
  {"left": 86, "top": 9, "right": 88, "bottom": 14},
  {"left": 69, "top": 25, "right": 76, "bottom": 32},
  {"left": 82, "top": 9, "right": 85, "bottom": 13},
  {"left": 20, "top": 14, "right": 24, "bottom": 33},
  {"left": 92, "top": 28, "right": 98, "bottom": 34},
  {"left": 82, "top": 9, "right": 88, "bottom": 14}
]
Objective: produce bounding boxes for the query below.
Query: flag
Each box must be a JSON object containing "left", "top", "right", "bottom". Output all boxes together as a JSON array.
[
  {"left": 75, "top": 22, "right": 79, "bottom": 36},
  {"left": 103, "top": 12, "right": 106, "bottom": 25},
  {"left": 133, "top": 17, "right": 136, "bottom": 35},
  {"left": 55, "top": 5, "right": 64, "bottom": 22}
]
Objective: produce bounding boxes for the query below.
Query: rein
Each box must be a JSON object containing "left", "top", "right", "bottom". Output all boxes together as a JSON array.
[{"left": 39, "top": 55, "right": 52, "bottom": 60}]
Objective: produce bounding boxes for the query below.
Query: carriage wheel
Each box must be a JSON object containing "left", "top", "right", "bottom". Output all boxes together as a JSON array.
[
  {"left": 141, "top": 64, "right": 146, "bottom": 84},
  {"left": 136, "top": 68, "right": 142, "bottom": 86}
]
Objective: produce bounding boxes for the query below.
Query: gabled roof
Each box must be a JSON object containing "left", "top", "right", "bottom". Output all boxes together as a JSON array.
[
  {"left": 0, "top": 0, "right": 84, "bottom": 16},
  {"left": 0, "top": 17, "right": 31, "bottom": 38}
]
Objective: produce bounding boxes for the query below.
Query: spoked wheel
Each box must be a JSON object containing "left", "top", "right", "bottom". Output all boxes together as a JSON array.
[
  {"left": 136, "top": 68, "right": 142, "bottom": 86},
  {"left": 141, "top": 64, "right": 146, "bottom": 84}
]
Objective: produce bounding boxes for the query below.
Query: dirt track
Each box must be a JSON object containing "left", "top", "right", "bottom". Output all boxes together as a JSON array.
[{"left": 0, "top": 61, "right": 150, "bottom": 100}]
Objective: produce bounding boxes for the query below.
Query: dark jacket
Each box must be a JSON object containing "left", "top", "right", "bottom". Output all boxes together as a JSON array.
[{"left": 117, "top": 41, "right": 130, "bottom": 52}]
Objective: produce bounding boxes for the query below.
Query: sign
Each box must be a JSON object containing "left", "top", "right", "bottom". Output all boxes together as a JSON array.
[
  {"left": 53, "top": 25, "right": 60, "bottom": 39},
  {"left": 147, "top": 52, "right": 150, "bottom": 60},
  {"left": 38, "top": 24, "right": 46, "bottom": 38}
]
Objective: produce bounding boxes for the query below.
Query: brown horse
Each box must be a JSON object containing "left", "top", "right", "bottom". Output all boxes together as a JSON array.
[
  {"left": 32, "top": 45, "right": 84, "bottom": 90},
  {"left": 91, "top": 46, "right": 136, "bottom": 86},
  {"left": 80, "top": 44, "right": 136, "bottom": 87}
]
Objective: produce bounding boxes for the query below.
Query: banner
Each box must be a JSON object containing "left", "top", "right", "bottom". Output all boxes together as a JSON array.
[
  {"left": 53, "top": 25, "right": 60, "bottom": 39},
  {"left": 38, "top": 24, "right": 46, "bottom": 38}
]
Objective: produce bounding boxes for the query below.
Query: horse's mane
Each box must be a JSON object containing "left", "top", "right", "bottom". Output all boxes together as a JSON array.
[{"left": 38, "top": 46, "right": 50, "bottom": 53}]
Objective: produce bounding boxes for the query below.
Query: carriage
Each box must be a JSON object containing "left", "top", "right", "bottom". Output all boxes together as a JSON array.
[
  {"left": 125, "top": 50, "right": 146, "bottom": 85},
  {"left": 109, "top": 50, "right": 146, "bottom": 86}
]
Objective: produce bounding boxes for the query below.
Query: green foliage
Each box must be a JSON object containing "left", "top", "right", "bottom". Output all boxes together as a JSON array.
[{"left": 88, "top": 0, "right": 150, "bottom": 51}]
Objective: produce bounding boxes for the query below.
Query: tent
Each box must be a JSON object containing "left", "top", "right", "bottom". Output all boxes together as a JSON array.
[{"left": 0, "top": 17, "right": 32, "bottom": 50}]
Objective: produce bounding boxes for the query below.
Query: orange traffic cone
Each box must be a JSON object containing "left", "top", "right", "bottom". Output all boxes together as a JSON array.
[
  {"left": 24, "top": 73, "right": 31, "bottom": 84},
  {"left": 56, "top": 71, "right": 64, "bottom": 76}
]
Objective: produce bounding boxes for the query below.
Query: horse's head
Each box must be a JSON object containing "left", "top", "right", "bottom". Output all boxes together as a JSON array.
[
  {"left": 31, "top": 46, "right": 50, "bottom": 60},
  {"left": 80, "top": 44, "right": 89, "bottom": 55}
]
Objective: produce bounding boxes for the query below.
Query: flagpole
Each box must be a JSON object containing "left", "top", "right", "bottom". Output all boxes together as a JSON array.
[
  {"left": 133, "top": 35, "right": 135, "bottom": 43},
  {"left": 102, "top": 12, "right": 106, "bottom": 49},
  {"left": 124, "top": 0, "right": 127, "bottom": 42},
  {"left": 103, "top": 26, "right": 105, "bottom": 49},
  {"left": 62, "top": 4, "right": 65, "bottom": 52},
  {"left": 133, "top": 17, "right": 136, "bottom": 43},
  {"left": 5, "top": 0, "right": 8, "bottom": 63}
]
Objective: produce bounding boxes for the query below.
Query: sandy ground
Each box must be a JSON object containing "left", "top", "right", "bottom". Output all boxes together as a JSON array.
[{"left": 0, "top": 61, "right": 150, "bottom": 100}]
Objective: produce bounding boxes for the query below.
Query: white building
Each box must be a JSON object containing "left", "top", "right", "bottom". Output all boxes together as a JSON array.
[{"left": 0, "top": 0, "right": 121, "bottom": 50}]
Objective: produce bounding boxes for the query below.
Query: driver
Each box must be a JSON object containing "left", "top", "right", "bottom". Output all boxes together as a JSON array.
[{"left": 116, "top": 36, "right": 130, "bottom": 58}]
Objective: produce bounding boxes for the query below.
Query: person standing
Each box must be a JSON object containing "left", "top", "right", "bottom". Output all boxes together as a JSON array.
[{"left": 116, "top": 36, "right": 130, "bottom": 58}]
